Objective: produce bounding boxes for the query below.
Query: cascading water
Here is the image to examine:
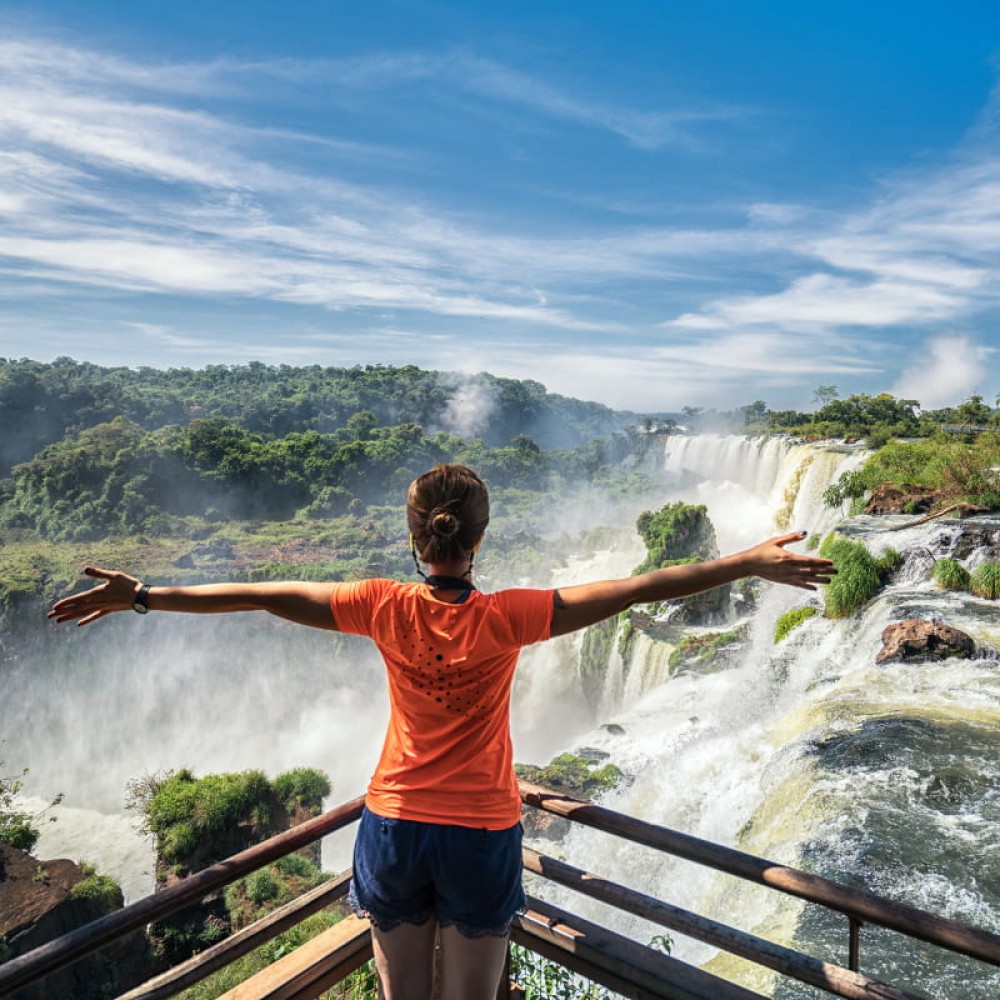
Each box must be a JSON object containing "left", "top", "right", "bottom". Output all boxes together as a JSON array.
[
  {"left": 10, "top": 434, "right": 998, "bottom": 998},
  {"left": 519, "top": 437, "right": 999, "bottom": 999}
]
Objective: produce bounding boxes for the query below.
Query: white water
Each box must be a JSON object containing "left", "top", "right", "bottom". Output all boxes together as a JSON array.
[
  {"left": 10, "top": 435, "right": 999, "bottom": 997},
  {"left": 521, "top": 437, "right": 1000, "bottom": 998}
]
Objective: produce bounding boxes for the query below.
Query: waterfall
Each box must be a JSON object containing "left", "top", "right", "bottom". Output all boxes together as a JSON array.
[{"left": 520, "top": 437, "right": 1000, "bottom": 998}]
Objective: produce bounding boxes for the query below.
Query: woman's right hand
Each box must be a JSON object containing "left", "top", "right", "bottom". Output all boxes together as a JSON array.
[{"left": 48, "top": 567, "right": 142, "bottom": 626}]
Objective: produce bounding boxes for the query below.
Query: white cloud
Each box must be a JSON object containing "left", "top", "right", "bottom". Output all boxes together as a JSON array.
[
  {"left": 672, "top": 273, "right": 965, "bottom": 331},
  {"left": 891, "top": 335, "right": 995, "bottom": 408}
]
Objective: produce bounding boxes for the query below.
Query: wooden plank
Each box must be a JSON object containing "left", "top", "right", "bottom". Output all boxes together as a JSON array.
[
  {"left": 116, "top": 871, "right": 352, "bottom": 999},
  {"left": 513, "top": 896, "right": 766, "bottom": 1000},
  {"left": 218, "top": 915, "right": 372, "bottom": 1000}
]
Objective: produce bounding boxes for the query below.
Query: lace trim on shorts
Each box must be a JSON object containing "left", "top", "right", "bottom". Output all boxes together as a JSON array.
[
  {"left": 438, "top": 906, "right": 524, "bottom": 939},
  {"left": 347, "top": 882, "right": 435, "bottom": 933}
]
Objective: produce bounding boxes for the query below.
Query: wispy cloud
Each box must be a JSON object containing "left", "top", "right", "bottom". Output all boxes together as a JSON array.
[{"left": 2, "top": 26, "right": 1000, "bottom": 411}]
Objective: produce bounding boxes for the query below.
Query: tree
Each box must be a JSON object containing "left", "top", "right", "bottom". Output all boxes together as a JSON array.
[
  {"left": 739, "top": 401, "right": 768, "bottom": 427},
  {"left": 0, "top": 754, "right": 61, "bottom": 853},
  {"left": 812, "top": 385, "right": 839, "bottom": 408},
  {"left": 956, "top": 394, "right": 991, "bottom": 428}
]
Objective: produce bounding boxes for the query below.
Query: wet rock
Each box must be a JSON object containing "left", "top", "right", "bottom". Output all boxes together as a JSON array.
[
  {"left": 0, "top": 845, "right": 155, "bottom": 998},
  {"left": 876, "top": 619, "right": 976, "bottom": 665}
]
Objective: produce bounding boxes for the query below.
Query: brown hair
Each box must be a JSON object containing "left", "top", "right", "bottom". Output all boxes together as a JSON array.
[{"left": 407, "top": 464, "right": 489, "bottom": 565}]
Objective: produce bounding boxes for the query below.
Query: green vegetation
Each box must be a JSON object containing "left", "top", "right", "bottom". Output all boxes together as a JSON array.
[
  {"left": 875, "top": 547, "right": 902, "bottom": 576},
  {"left": 271, "top": 769, "right": 332, "bottom": 816},
  {"left": 819, "top": 535, "right": 886, "bottom": 619},
  {"left": 633, "top": 503, "right": 717, "bottom": 575},
  {"left": 969, "top": 563, "right": 1000, "bottom": 600},
  {"left": 774, "top": 606, "right": 818, "bottom": 643},
  {"left": 69, "top": 863, "right": 122, "bottom": 912},
  {"left": 932, "top": 558, "right": 971, "bottom": 592},
  {"left": 0, "top": 761, "right": 39, "bottom": 852},
  {"left": 0, "top": 753, "right": 61, "bottom": 853},
  {"left": 514, "top": 753, "right": 623, "bottom": 797},
  {"left": 511, "top": 943, "right": 614, "bottom": 999},
  {"left": 138, "top": 768, "right": 270, "bottom": 863},
  {"left": 0, "top": 358, "right": 645, "bottom": 543},
  {"left": 129, "top": 767, "right": 329, "bottom": 865},
  {"left": 172, "top": 911, "right": 377, "bottom": 1000},
  {"left": 667, "top": 626, "right": 748, "bottom": 673},
  {"left": 823, "top": 435, "right": 1000, "bottom": 514},
  {"left": 225, "top": 854, "right": 329, "bottom": 928}
]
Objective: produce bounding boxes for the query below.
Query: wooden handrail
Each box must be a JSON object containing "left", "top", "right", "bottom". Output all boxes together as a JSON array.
[
  {"left": 117, "top": 871, "right": 353, "bottom": 1000},
  {"left": 518, "top": 780, "right": 1000, "bottom": 967},
  {"left": 0, "top": 796, "right": 364, "bottom": 996},
  {"left": 513, "top": 895, "right": 767, "bottom": 1000},
  {"left": 3, "top": 785, "right": 997, "bottom": 999},
  {"left": 522, "top": 848, "right": 924, "bottom": 1000}
]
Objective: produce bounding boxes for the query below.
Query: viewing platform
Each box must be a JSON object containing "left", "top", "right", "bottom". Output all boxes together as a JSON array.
[{"left": 2, "top": 782, "right": 998, "bottom": 999}]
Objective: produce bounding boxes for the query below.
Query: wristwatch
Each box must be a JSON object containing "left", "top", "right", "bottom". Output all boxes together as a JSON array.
[{"left": 133, "top": 583, "right": 151, "bottom": 615}]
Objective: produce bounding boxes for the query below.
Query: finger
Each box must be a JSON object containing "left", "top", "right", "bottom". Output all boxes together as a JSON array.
[
  {"left": 77, "top": 609, "right": 107, "bottom": 626},
  {"left": 83, "top": 566, "right": 115, "bottom": 580},
  {"left": 772, "top": 530, "right": 809, "bottom": 548}
]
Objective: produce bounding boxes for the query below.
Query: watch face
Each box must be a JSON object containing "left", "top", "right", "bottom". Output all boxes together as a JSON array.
[{"left": 133, "top": 601, "right": 149, "bottom": 615}]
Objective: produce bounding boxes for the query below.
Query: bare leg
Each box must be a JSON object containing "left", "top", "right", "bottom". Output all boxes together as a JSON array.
[
  {"left": 437, "top": 925, "right": 508, "bottom": 1000},
  {"left": 371, "top": 920, "right": 438, "bottom": 1000}
]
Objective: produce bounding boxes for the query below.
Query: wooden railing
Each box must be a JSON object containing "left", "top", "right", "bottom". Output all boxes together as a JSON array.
[{"left": 2, "top": 783, "right": 999, "bottom": 999}]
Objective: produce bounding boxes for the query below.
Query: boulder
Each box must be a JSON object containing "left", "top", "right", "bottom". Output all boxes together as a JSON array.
[
  {"left": 876, "top": 620, "right": 976, "bottom": 665},
  {"left": 0, "top": 845, "right": 155, "bottom": 998}
]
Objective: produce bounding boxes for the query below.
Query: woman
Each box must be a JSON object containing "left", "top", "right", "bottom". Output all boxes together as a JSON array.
[{"left": 50, "top": 464, "right": 834, "bottom": 1000}]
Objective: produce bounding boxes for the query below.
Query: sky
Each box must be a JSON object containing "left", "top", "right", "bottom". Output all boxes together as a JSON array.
[{"left": 1, "top": 1, "right": 999, "bottom": 413}]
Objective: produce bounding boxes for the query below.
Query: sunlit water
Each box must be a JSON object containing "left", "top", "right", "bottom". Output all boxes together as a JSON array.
[{"left": 7, "top": 436, "right": 999, "bottom": 997}]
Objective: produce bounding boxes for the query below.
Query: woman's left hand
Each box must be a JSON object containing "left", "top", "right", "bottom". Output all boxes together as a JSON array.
[{"left": 742, "top": 532, "right": 836, "bottom": 590}]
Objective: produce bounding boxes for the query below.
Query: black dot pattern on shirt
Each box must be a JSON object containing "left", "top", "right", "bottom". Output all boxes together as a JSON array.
[{"left": 395, "top": 639, "right": 492, "bottom": 717}]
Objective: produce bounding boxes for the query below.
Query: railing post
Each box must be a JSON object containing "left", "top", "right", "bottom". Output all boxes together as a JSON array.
[{"left": 848, "top": 917, "right": 863, "bottom": 972}]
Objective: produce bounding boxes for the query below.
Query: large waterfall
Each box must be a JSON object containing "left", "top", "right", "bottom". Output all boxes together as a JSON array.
[
  {"left": 517, "top": 436, "right": 1000, "bottom": 999},
  {"left": 12, "top": 434, "right": 999, "bottom": 997}
]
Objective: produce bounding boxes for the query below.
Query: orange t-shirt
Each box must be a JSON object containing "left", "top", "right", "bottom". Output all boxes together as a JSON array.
[{"left": 330, "top": 579, "right": 553, "bottom": 829}]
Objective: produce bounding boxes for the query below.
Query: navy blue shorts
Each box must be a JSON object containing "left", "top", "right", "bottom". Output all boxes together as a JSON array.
[{"left": 347, "top": 807, "right": 525, "bottom": 938}]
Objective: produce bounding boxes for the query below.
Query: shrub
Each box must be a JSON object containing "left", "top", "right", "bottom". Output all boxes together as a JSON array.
[
  {"left": 875, "top": 547, "right": 902, "bottom": 576},
  {"left": 271, "top": 768, "right": 331, "bottom": 815},
  {"left": 633, "top": 503, "right": 717, "bottom": 575},
  {"left": 224, "top": 854, "right": 328, "bottom": 928},
  {"left": 514, "top": 753, "right": 623, "bottom": 797},
  {"left": 819, "top": 536, "right": 883, "bottom": 618},
  {"left": 774, "top": 606, "right": 818, "bottom": 643},
  {"left": 0, "top": 755, "right": 60, "bottom": 853},
  {"left": 141, "top": 768, "right": 272, "bottom": 864},
  {"left": 667, "top": 627, "right": 747, "bottom": 672},
  {"left": 69, "top": 863, "right": 122, "bottom": 911},
  {"left": 932, "top": 558, "right": 970, "bottom": 592},
  {"left": 969, "top": 563, "right": 1000, "bottom": 599}
]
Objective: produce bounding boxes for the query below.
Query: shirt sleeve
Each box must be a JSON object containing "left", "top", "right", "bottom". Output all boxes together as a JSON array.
[
  {"left": 494, "top": 588, "right": 553, "bottom": 646},
  {"left": 328, "top": 578, "right": 392, "bottom": 636}
]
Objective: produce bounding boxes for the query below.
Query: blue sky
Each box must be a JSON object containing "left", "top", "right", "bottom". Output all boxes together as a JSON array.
[{"left": 1, "top": 1, "right": 999, "bottom": 412}]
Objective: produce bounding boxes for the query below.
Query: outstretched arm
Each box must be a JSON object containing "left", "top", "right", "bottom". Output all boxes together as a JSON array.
[
  {"left": 48, "top": 567, "right": 338, "bottom": 631},
  {"left": 549, "top": 531, "right": 834, "bottom": 637}
]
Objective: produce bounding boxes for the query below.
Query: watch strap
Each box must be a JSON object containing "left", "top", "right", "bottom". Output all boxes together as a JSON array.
[{"left": 133, "top": 583, "right": 151, "bottom": 614}]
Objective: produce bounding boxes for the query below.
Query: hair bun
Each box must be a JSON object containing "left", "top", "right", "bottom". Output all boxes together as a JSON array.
[{"left": 430, "top": 509, "right": 460, "bottom": 539}]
